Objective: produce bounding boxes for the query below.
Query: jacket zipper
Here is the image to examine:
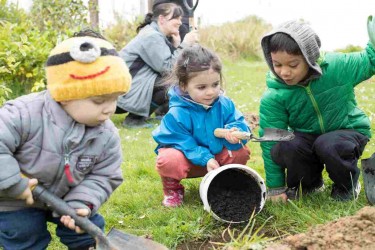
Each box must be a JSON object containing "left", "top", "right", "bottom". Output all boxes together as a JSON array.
[
  {"left": 49, "top": 124, "right": 74, "bottom": 193},
  {"left": 302, "top": 85, "right": 326, "bottom": 133}
]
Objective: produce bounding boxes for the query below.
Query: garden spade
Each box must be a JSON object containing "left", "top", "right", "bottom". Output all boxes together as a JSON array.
[
  {"left": 361, "top": 153, "right": 375, "bottom": 205},
  {"left": 181, "top": 0, "right": 199, "bottom": 30},
  {"left": 214, "top": 128, "right": 295, "bottom": 142},
  {"left": 31, "top": 184, "right": 168, "bottom": 250}
]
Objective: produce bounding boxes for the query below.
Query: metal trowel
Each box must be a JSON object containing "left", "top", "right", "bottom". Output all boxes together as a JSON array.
[
  {"left": 32, "top": 185, "right": 168, "bottom": 250},
  {"left": 214, "top": 128, "right": 295, "bottom": 142}
]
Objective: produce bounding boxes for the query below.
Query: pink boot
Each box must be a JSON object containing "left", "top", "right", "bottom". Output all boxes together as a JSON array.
[{"left": 161, "top": 177, "right": 184, "bottom": 207}]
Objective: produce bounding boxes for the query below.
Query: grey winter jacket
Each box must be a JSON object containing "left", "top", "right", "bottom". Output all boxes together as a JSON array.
[
  {"left": 117, "top": 21, "right": 187, "bottom": 117},
  {"left": 0, "top": 91, "right": 123, "bottom": 215}
]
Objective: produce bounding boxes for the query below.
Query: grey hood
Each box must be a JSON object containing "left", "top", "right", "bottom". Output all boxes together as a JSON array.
[{"left": 261, "top": 20, "right": 322, "bottom": 82}]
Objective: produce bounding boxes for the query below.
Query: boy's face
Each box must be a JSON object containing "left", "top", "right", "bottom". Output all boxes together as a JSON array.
[
  {"left": 271, "top": 51, "right": 310, "bottom": 85},
  {"left": 61, "top": 92, "right": 122, "bottom": 127}
]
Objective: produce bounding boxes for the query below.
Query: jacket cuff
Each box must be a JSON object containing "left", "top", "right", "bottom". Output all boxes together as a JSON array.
[
  {"left": 267, "top": 187, "right": 287, "bottom": 196},
  {"left": 65, "top": 200, "right": 92, "bottom": 217},
  {"left": 0, "top": 178, "right": 29, "bottom": 198}
]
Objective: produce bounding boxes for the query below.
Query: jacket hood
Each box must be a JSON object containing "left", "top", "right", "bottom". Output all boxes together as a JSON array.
[{"left": 261, "top": 20, "right": 322, "bottom": 84}]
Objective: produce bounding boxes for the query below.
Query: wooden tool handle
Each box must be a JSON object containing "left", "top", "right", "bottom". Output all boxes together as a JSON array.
[{"left": 214, "top": 128, "right": 249, "bottom": 140}]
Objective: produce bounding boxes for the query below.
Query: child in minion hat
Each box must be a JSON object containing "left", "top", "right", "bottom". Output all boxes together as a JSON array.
[{"left": 0, "top": 29, "right": 131, "bottom": 250}]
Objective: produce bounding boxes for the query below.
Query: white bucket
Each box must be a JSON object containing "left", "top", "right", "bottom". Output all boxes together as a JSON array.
[{"left": 199, "top": 164, "right": 267, "bottom": 223}]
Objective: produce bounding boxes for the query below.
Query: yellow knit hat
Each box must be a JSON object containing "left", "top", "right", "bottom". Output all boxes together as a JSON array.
[{"left": 46, "top": 36, "right": 131, "bottom": 102}]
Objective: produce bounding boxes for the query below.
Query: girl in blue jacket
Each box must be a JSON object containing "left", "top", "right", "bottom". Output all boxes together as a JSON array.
[{"left": 152, "top": 45, "right": 251, "bottom": 207}]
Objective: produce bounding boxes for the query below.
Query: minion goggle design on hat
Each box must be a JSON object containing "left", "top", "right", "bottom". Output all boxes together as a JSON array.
[
  {"left": 46, "top": 37, "right": 120, "bottom": 79},
  {"left": 46, "top": 36, "right": 131, "bottom": 102}
]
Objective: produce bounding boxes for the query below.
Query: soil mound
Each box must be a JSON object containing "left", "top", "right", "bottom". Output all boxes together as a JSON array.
[{"left": 267, "top": 206, "right": 375, "bottom": 250}]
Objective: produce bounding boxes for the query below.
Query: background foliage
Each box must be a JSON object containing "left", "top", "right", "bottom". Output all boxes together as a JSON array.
[{"left": 0, "top": 0, "right": 88, "bottom": 100}]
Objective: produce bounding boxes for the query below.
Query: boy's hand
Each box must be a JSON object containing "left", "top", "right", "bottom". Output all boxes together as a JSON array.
[
  {"left": 224, "top": 127, "right": 241, "bottom": 144},
  {"left": 16, "top": 178, "right": 38, "bottom": 205},
  {"left": 268, "top": 193, "right": 288, "bottom": 203},
  {"left": 368, "top": 15, "right": 375, "bottom": 46},
  {"left": 60, "top": 208, "right": 90, "bottom": 234},
  {"left": 207, "top": 158, "right": 220, "bottom": 172}
]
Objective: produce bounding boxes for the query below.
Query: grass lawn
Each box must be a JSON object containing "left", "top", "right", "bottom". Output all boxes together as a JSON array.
[{"left": 48, "top": 60, "right": 375, "bottom": 249}]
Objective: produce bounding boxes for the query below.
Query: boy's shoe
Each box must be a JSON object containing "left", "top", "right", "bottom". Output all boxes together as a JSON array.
[
  {"left": 122, "top": 115, "right": 153, "bottom": 129},
  {"left": 161, "top": 177, "right": 184, "bottom": 207},
  {"left": 331, "top": 182, "right": 361, "bottom": 201},
  {"left": 286, "top": 187, "right": 299, "bottom": 200},
  {"left": 286, "top": 183, "right": 325, "bottom": 200}
]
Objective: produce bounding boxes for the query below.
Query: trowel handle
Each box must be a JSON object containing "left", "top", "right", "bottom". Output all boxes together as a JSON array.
[
  {"left": 214, "top": 128, "right": 250, "bottom": 140},
  {"left": 32, "top": 185, "right": 106, "bottom": 239}
]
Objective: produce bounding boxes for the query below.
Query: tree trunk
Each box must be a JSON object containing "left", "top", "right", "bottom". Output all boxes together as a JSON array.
[
  {"left": 89, "top": 0, "right": 99, "bottom": 30},
  {"left": 148, "top": 0, "right": 153, "bottom": 13}
]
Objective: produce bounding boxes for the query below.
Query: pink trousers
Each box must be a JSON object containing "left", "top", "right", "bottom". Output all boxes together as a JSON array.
[{"left": 155, "top": 146, "right": 251, "bottom": 181}]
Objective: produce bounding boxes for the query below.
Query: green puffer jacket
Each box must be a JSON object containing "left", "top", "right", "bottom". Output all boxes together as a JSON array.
[{"left": 260, "top": 43, "right": 375, "bottom": 188}]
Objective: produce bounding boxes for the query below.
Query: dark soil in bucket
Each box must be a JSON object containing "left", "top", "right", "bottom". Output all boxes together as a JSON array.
[{"left": 207, "top": 168, "right": 262, "bottom": 222}]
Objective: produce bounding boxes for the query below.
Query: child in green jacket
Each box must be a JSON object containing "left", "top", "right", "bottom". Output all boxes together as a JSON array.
[{"left": 259, "top": 19, "right": 375, "bottom": 202}]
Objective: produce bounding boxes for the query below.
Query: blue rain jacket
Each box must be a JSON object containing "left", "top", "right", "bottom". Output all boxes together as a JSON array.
[{"left": 152, "top": 86, "right": 250, "bottom": 167}]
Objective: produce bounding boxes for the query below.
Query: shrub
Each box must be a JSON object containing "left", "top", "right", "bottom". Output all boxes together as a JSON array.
[
  {"left": 334, "top": 44, "right": 363, "bottom": 53},
  {"left": 0, "top": 0, "right": 88, "bottom": 99},
  {"left": 104, "top": 12, "right": 142, "bottom": 51},
  {"left": 199, "top": 16, "right": 272, "bottom": 61}
]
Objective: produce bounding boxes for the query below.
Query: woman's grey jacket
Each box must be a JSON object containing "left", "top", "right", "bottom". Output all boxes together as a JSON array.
[{"left": 117, "top": 21, "right": 187, "bottom": 117}]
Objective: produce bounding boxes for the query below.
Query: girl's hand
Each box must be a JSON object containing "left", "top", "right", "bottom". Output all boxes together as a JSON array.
[
  {"left": 224, "top": 127, "right": 240, "bottom": 144},
  {"left": 60, "top": 208, "right": 90, "bottom": 234},
  {"left": 268, "top": 193, "right": 288, "bottom": 203},
  {"left": 16, "top": 178, "right": 38, "bottom": 205},
  {"left": 207, "top": 158, "right": 220, "bottom": 172}
]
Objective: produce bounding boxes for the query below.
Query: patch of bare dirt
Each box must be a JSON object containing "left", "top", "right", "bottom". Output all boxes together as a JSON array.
[
  {"left": 243, "top": 112, "right": 259, "bottom": 131},
  {"left": 266, "top": 206, "right": 375, "bottom": 250}
]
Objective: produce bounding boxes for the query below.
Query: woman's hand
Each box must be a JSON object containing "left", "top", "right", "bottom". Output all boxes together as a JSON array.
[
  {"left": 224, "top": 127, "right": 241, "bottom": 144},
  {"left": 182, "top": 30, "right": 199, "bottom": 46},
  {"left": 16, "top": 178, "right": 38, "bottom": 205},
  {"left": 60, "top": 208, "right": 90, "bottom": 234},
  {"left": 170, "top": 31, "right": 181, "bottom": 48},
  {"left": 207, "top": 158, "right": 220, "bottom": 172}
]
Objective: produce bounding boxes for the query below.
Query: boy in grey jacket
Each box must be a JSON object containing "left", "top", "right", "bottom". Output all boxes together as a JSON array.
[{"left": 0, "top": 30, "right": 131, "bottom": 250}]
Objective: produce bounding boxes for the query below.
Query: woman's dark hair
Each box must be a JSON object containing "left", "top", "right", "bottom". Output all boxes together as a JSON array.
[
  {"left": 73, "top": 29, "right": 107, "bottom": 40},
  {"left": 168, "top": 44, "right": 223, "bottom": 89},
  {"left": 136, "top": 3, "right": 183, "bottom": 33},
  {"left": 269, "top": 33, "right": 302, "bottom": 55}
]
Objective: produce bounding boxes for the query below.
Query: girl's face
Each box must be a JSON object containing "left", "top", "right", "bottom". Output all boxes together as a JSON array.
[
  {"left": 271, "top": 51, "right": 310, "bottom": 85},
  {"left": 182, "top": 69, "right": 221, "bottom": 106},
  {"left": 61, "top": 92, "right": 122, "bottom": 127},
  {"left": 158, "top": 11, "right": 182, "bottom": 36}
]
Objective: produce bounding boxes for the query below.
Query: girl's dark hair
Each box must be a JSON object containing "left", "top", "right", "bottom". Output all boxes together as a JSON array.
[
  {"left": 269, "top": 33, "right": 302, "bottom": 55},
  {"left": 136, "top": 3, "right": 183, "bottom": 33},
  {"left": 168, "top": 44, "right": 223, "bottom": 89},
  {"left": 73, "top": 29, "right": 107, "bottom": 40}
]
